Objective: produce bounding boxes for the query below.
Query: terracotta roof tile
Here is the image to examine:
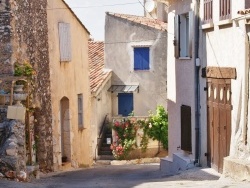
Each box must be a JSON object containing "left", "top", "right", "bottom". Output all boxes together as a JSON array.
[
  {"left": 238, "top": 9, "right": 250, "bottom": 15},
  {"left": 107, "top": 12, "right": 167, "bottom": 31},
  {"left": 89, "top": 41, "right": 111, "bottom": 94}
]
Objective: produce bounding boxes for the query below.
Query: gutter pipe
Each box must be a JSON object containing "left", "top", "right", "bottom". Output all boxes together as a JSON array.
[{"left": 194, "top": 0, "right": 201, "bottom": 166}]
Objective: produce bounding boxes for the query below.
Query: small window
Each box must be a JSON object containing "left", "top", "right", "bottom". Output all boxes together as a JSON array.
[
  {"left": 204, "top": 0, "right": 213, "bottom": 24},
  {"left": 58, "top": 22, "right": 72, "bottom": 62},
  {"left": 77, "top": 94, "right": 83, "bottom": 128},
  {"left": 219, "top": 0, "right": 231, "bottom": 20},
  {"left": 174, "top": 12, "right": 193, "bottom": 59},
  {"left": 134, "top": 47, "right": 150, "bottom": 70}
]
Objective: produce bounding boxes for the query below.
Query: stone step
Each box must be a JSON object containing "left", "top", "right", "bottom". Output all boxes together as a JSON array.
[
  {"left": 99, "top": 151, "right": 112, "bottom": 155},
  {"left": 98, "top": 150, "right": 113, "bottom": 155},
  {"left": 100, "top": 146, "right": 111, "bottom": 151},
  {"left": 93, "top": 160, "right": 111, "bottom": 166},
  {"left": 102, "top": 143, "right": 111, "bottom": 147},
  {"left": 98, "top": 155, "right": 114, "bottom": 160}
]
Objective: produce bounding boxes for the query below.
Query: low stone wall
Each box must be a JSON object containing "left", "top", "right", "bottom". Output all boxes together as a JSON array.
[
  {"left": 0, "top": 120, "right": 26, "bottom": 179},
  {"left": 112, "top": 116, "right": 162, "bottom": 160}
]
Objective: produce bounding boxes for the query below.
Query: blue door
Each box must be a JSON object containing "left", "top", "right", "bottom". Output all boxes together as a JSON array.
[{"left": 118, "top": 93, "right": 133, "bottom": 116}]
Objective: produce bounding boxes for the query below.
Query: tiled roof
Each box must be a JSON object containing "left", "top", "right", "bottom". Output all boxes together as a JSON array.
[
  {"left": 89, "top": 41, "right": 111, "bottom": 94},
  {"left": 238, "top": 9, "right": 250, "bottom": 15},
  {"left": 107, "top": 12, "right": 167, "bottom": 31}
]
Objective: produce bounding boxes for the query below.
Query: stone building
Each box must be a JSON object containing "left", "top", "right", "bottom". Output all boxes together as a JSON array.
[
  {"left": 0, "top": 0, "right": 92, "bottom": 172},
  {"left": 105, "top": 12, "right": 168, "bottom": 117}
]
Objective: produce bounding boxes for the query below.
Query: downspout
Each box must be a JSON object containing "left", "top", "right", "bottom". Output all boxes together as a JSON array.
[
  {"left": 194, "top": 0, "right": 201, "bottom": 166},
  {"left": 244, "top": 28, "right": 250, "bottom": 145}
]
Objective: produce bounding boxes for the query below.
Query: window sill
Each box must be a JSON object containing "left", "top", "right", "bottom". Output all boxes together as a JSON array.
[
  {"left": 133, "top": 70, "right": 150, "bottom": 72},
  {"left": 78, "top": 127, "right": 86, "bottom": 131},
  {"left": 215, "top": 19, "right": 232, "bottom": 26},
  {"left": 201, "top": 23, "right": 214, "bottom": 30},
  {"left": 179, "top": 57, "right": 191, "bottom": 60}
]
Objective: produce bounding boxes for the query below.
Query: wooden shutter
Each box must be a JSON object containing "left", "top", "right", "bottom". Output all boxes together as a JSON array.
[
  {"left": 219, "top": 0, "right": 231, "bottom": 20},
  {"left": 204, "top": 0, "right": 213, "bottom": 23},
  {"left": 188, "top": 11, "right": 193, "bottom": 58},
  {"left": 58, "top": 22, "right": 72, "bottom": 62},
  {"left": 174, "top": 15, "right": 180, "bottom": 58},
  {"left": 181, "top": 105, "right": 192, "bottom": 152},
  {"left": 134, "top": 48, "right": 149, "bottom": 70}
]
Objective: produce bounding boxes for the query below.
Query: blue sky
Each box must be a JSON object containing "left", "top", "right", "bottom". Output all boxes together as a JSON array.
[{"left": 65, "top": 0, "right": 144, "bottom": 40}]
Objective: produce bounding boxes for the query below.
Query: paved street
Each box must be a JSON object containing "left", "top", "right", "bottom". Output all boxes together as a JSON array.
[{"left": 0, "top": 164, "right": 249, "bottom": 188}]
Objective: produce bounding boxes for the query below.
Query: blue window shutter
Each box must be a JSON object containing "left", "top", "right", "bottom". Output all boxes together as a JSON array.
[{"left": 134, "top": 47, "right": 149, "bottom": 70}]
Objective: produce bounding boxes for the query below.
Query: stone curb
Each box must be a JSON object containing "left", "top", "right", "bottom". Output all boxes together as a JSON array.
[{"left": 110, "top": 157, "right": 160, "bottom": 165}]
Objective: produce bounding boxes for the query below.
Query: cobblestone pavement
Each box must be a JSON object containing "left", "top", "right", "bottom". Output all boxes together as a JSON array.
[{"left": 0, "top": 164, "right": 249, "bottom": 188}]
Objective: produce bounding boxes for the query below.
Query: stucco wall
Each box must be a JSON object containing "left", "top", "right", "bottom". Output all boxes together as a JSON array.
[
  {"left": 199, "top": 0, "right": 250, "bottom": 164},
  {"left": 105, "top": 14, "right": 168, "bottom": 117},
  {"left": 91, "top": 79, "right": 112, "bottom": 158},
  {"left": 47, "top": 0, "right": 92, "bottom": 169},
  {"left": 167, "top": 0, "right": 197, "bottom": 162}
]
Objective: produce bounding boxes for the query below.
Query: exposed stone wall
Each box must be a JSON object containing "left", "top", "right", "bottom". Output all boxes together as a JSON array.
[
  {"left": 0, "top": 0, "right": 12, "bottom": 75},
  {"left": 0, "top": 0, "right": 53, "bottom": 171},
  {"left": 0, "top": 119, "right": 26, "bottom": 175}
]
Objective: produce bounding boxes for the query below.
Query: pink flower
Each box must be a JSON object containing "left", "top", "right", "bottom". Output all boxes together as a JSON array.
[{"left": 114, "top": 121, "right": 120, "bottom": 127}]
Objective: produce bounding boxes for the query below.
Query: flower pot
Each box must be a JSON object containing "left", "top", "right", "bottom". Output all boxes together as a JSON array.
[
  {"left": 14, "top": 93, "right": 27, "bottom": 106},
  {"left": 14, "top": 84, "right": 24, "bottom": 93}
]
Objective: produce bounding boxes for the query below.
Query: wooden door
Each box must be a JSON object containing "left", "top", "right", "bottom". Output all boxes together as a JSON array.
[
  {"left": 207, "top": 78, "right": 231, "bottom": 173},
  {"left": 118, "top": 93, "right": 133, "bottom": 116}
]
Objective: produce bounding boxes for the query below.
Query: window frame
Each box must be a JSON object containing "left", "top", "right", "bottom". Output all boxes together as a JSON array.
[
  {"left": 174, "top": 11, "right": 193, "bottom": 59},
  {"left": 133, "top": 47, "right": 150, "bottom": 71}
]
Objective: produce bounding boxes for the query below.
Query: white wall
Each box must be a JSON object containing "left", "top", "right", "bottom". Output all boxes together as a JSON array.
[
  {"left": 167, "top": 0, "right": 197, "bottom": 161},
  {"left": 199, "top": 0, "right": 250, "bottom": 165}
]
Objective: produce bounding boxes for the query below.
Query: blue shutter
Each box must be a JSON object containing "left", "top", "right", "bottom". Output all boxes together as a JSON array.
[{"left": 134, "top": 47, "right": 149, "bottom": 70}]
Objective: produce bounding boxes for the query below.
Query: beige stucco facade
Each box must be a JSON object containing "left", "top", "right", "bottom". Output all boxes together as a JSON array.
[
  {"left": 90, "top": 78, "right": 112, "bottom": 159},
  {"left": 105, "top": 13, "right": 168, "bottom": 117},
  {"left": 47, "top": 0, "right": 92, "bottom": 170}
]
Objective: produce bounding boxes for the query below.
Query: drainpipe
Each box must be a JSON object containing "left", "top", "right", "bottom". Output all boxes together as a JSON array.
[
  {"left": 243, "top": 28, "right": 250, "bottom": 145},
  {"left": 194, "top": 0, "right": 201, "bottom": 166}
]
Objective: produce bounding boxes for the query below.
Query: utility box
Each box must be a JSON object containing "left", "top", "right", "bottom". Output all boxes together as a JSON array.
[{"left": 7, "top": 106, "right": 26, "bottom": 121}]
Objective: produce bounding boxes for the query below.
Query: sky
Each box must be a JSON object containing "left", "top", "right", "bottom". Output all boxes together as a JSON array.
[{"left": 64, "top": 0, "right": 144, "bottom": 41}]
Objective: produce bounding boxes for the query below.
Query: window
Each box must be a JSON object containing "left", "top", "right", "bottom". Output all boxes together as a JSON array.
[
  {"left": 204, "top": 0, "right": 213, "bottom": 24},
  {"left": 77, "top": 94, "right": 83, "bottom": 128},
  {"left": 58, "top": 22, "right": 72, "bottom": 62},
  {"left": 174, "top": 12, "right": 193, "bottom": 58},
  {"left": 219, "top": 0, "right": 231, "bottom": 20},
  {"left": 134, "top": 47, "right": 150, "bottom": 70}
]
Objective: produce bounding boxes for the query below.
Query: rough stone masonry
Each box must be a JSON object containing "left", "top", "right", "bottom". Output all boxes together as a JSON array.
[{"left": 0, "top": 0, "right": 53, "bottom": 171}]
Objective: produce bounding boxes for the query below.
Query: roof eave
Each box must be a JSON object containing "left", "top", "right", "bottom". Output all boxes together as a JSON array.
[{"left": 61, "top": 0, "right": 90, "bottom": 34}]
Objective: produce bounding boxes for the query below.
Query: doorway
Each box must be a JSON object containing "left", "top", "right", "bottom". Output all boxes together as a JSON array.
[
  {"left": 60, "top": 97, "right": 71, "bottom": 163},
  {"left": 118, "top": 93, "right": 133, "bottom": 116},
  {"left": 207, "top": 78, "right": 231, "bottom": 173}
]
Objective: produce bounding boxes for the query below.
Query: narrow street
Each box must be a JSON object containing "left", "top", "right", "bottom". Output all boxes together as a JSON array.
[{"left": 0, "top": 164, "right": 249, "bottom": 188}]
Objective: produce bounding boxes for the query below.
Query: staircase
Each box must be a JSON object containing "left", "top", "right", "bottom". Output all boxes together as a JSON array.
[
  {"left": 160, "top": 152, "right": 195, "bottom": 175},
  {"left": 98, "top": 128, "right": 114, "bottom": 160},
  {"left": 96, "top": 116, "right": 114, "bottom": 161}
]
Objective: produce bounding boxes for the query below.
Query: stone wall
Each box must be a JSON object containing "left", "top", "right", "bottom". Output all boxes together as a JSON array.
[
  {"left": 0, "top": 119, "right": 26, "bottom": 176},
  {"left": 0, "top": 0, "right": 12, "bottom": 75},
  {"left": 0, "top": 0, "right": 53, "bottom": 171}
]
